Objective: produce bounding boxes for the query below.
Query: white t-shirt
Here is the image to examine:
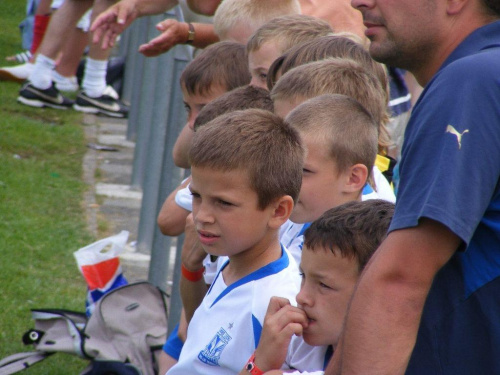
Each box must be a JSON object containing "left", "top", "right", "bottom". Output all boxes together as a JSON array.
[
  {"left": 167, "top": 249, "right": 301, "bottom": 375},
  {"left": 282, "top": 335, "right": 331, "bottom": 374}
]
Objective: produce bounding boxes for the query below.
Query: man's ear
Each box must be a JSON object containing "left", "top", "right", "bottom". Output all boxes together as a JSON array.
[
  {"left": 268, "top": 195, "right": 294, "bottom": 229},
  {"left": 446, "top": 0, "right": 469, "bottom": 15},
  {"left": 343, "top": 164, "right": 369, "bottom": 194}
]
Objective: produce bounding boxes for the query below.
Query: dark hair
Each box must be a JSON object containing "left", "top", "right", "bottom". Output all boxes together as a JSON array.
[
  {"left": 190, "top": 109, "right": 304, "bottom": 208},
  {"left": 180, "top": 41, "right": 251, "bottom": 96},
  {"left": 304, "top": 199, "right": 395, "bottom": 271},
  {"left": 194, "top": 85, "right": 274, "bottom": 130},
  {"left": 482, "top": 0, "right": 500, "bottom": 16}
]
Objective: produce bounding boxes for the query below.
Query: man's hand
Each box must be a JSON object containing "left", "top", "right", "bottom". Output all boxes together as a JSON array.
[
  {"left": 253, "top": 297, "right": 308, "bottom": 372},
  {"left": 138, "top": 19, "right": 189, "bottom": 57},
  {"left": 91, "top": 0, "right": 139, "bottom": 49}
]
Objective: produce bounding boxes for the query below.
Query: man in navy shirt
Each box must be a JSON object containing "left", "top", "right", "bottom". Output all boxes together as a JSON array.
[{"left": 325, "top": 0, "right": 500, "bottom": 373}]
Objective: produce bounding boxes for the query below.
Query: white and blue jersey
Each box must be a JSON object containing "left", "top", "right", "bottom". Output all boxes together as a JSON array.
[
  {"left": 390, "top": 21, "right": 500, "bottom": 374},
  {"left": 167, "top": 248, "right": 300, "bottom": 375},
  {"left": 282, "top": 336, "right": 332, "bottom": 374}
]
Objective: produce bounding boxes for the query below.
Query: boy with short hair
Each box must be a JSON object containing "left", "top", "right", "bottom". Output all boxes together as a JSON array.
[
  {"left": 213, "top": 0, "right": 301, "bottom": 43},
  {"left": 167, "top": 108, "right": 304, "bottom": 374},
  {"left": 246, "top": 14, "right": 333, "bottom": 88},
  {"left": 270, "top": 57, "right": 396, "bottom": 204},
  {"left": 277, "top": 94, "right": 379, "bottom": 264},
  {"left": 239, "top": 199, "right": 395, "bottom": 374},
  {"left": 171, "top": 40, "right": 251, "bottom": 169}
]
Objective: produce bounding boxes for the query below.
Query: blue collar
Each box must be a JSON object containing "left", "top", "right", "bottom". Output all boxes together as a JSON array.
[{"left": 208, "top": 246, "right": 290, "bottom": 307}]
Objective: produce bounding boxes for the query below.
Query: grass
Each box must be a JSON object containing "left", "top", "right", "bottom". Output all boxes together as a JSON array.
[{"left": 0, "top": 1, "right": 95, "bottom": 373}]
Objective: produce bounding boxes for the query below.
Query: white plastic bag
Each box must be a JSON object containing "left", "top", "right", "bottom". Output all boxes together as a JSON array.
[{"left": 74, "top": 231, "right": 129, "bottom": 316}]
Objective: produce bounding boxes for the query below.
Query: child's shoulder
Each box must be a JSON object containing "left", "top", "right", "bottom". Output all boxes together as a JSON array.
[{"left": 284, "top": 335, "right": 330, "bottom": 373}]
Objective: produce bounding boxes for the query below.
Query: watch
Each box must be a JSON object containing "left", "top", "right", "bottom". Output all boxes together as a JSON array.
[
  {"left": 245, "top": 353, "right": 264, "bottom": 375},
  {"left": 186, "top": 23, "right": 195, "bottom": 44}
]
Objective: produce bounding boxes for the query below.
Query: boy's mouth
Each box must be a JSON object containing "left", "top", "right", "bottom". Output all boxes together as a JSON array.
[{"left": 197, "top": 230, "right": 220, "bottom": 245}]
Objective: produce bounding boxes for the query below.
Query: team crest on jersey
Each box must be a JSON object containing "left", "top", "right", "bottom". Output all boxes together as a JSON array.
[{"left": 198, "top": 328, "right": 232, "bottom": 366}]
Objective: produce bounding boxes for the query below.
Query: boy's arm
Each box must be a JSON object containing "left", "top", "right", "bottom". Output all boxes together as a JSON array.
[
  {"left": 326, "top": 218, "right": 460, "bottom": 374},
  {"left": 138, "top": 21, "right": 219, "bottom": 57},
  {"left": 180, "top": 214, "right": 209, "bottom": 322},
  {"left": 238, "top": 297, "right": 309, "bottom": 375},
  {"left": 157, "top": 177, "right": 191, "bottom": 236}
]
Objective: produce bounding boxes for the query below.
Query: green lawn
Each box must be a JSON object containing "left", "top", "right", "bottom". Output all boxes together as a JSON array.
[{"left": 0, "top": 1, "right": 94, "bottom": 373}]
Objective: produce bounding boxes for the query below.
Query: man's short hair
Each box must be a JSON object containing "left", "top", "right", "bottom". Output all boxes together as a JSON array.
[
  {"left": 304, "top": 199, "right": 395, "bottom": 271},
  {"left": 180, "top": 41, "right": 251, "bottom": 96},
  {"left": 189, "top": 109, "right": 304, "bottom": 209},
  {"left": 246, "top": 14, "right": 333, "bottom": 54},
  {"left": 194, "top": 85, "right": 273, "bottom": 130},
  {"left": 482, "top": 0, "right": 500, "bottom": 16},
  {"left": 214, "top": 0, "right": 301, "bottom": 40},
  {"left": 271, "top": 58, "right": 390, "bottom": 150},
  {"left": 286, "top": 94, "right": 378, "bottom": 176}
]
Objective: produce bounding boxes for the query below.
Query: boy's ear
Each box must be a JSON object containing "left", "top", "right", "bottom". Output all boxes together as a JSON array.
[
  {"left": 343, "top": 164, "right": 369, "bottom": 194},
  {"left": 268, "top": 195, "right": 294, "bottom": 229}
]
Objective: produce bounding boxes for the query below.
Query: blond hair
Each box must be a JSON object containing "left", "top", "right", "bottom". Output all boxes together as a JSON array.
[
  {"left": 286, "top": 94, "right": 378, "bottom": 176},
  {"left": 190, "top": 109, "right": 304, "bottom": 208},
  {"left": 214, "top": 0, "right": 301, "bottom": 40},
  {"left": 271, "top": 58, "right": 391, "bottom": 152},
  {"left": 246, "top": 14, "right": 332, "bottom": 54}
]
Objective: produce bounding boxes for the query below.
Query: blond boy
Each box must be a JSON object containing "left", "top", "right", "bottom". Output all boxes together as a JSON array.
[
  {"left": 271, "top": 58, "right": 396, "bottom": 204},
  {"left": 240, "top": 199, "right": 395, "bottom": 374},
  {"left": 277, "top": 94, "right": 379, "bottom": 265},
  {"left": 213, "top": 0, "right": 301, "bottom": 43},
  {"left": 167, "top": 109, "right": 304, "bottom": 374},
  {"left": 246, "top": 14, "right": 333, "bottom": 88}
]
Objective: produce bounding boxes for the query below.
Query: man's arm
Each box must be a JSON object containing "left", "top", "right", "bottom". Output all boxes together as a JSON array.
[
  {"left": 91, "top": 0, "right": 178, "bottom": 49},
  {"left": 326, "top": 218, "right": 460, "bottom": 374},
  {"left": 185, "top": 0, "right": 221, "bottom": 16}
]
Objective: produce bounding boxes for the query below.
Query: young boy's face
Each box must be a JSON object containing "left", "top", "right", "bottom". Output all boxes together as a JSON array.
[
  {"left": 182, "top": 84, "right": 227, "bottom": 131},
  {"left": 248, "top": 40, "right": 283, "bottom": 89},
  {"left": 189, "top": 166, "right": 277, "bottom": 259},
  {"left": 290, "top": 132, "right": 350, "bottom": 224},
  {"left": 297, "top": 246, "right": 359, "bottom": 348}
]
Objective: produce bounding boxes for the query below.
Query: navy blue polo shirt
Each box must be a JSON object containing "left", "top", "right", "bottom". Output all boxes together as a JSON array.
[{"left": 388, "top": 21, "right": 500, "bottom": 374}]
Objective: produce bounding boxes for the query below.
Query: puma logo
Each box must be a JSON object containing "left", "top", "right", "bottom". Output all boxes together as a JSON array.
[{"left": 446, "top": 125, "right": 469, "bottom": 149}]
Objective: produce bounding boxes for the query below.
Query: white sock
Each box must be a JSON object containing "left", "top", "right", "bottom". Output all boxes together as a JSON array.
[
  {"left": 81, "top": 57, "right": 108, "bottom": 98},
  {"left": 29, "top": 54, "right": 56, "bottom": 90}
]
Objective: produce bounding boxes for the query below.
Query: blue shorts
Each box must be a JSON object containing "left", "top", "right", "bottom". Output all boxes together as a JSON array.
[{"left": 162, "top": 323, "right": 184, "bottom": 360}]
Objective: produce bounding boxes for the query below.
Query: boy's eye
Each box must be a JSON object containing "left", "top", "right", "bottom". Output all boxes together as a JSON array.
[
  {"left": 259, "top": 73, "right": 267, "bottom": 81},
  {"left": 217, "top": 199, "right": 232, "bottom": 206},
  {"left": 183, "top": 103, "right": 191, "bottom": 113},
  {"left": 319, "top": 282, "right": 332, "bottom": 290},
  {"left": 190, "top": 191, "right": 200, "bottom": 199},
  {"left": 302, "top": 168, "right": 313, "bottom": 174}
]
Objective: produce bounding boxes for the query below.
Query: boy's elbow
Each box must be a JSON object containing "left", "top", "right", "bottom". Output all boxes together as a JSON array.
[{"left": 157, "top": 215, "right": 184, "bottom": 236}]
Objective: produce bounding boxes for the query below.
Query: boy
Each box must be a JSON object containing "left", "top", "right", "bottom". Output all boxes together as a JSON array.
[
  {"left": 246, "top": 14, "right": 333, "bottom": 88},
  {"left": 213, "top": 0, "right": 301, "bottom": 43},
  {"left": 239, "top": 199, "right": 395, "bottom": 374},
  {"left": 270, "top": 58, "right": 396, "bottom": 204},
  {"left": 171, "top": 41, "right": 251, "bottom": 169},
  {"left": 167, "top": 108, "right": 304, "bottom": 374}
]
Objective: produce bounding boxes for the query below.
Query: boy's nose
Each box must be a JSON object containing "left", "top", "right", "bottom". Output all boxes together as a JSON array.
[
  {"left": 296, "top": 285, "right": 313, "bottom": 307},
  {"left": 194, "top": 202, "right": 214, "bottom": 224}
]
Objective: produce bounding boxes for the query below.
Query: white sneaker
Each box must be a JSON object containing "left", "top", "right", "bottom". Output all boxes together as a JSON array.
[
  {"left": 52, "top": 73, "right": 79, "bottom": 93},
  {"left": 0, "top": 62, "right": 34, "bottom": 83}
]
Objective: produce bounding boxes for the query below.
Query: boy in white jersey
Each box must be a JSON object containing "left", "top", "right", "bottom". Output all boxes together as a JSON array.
[
  {"left": 239, "top": 199, "right": 395, "bottom": 374},
  {"left": 167, "top": 108, "right": 304, "bottom": 375}
]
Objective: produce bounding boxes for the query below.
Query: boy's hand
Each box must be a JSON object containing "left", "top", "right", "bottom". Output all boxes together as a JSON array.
[
  {"left": 254, "top": 297, "right": 309, "bottom": 372},
  {"left": 181, "top": 213, "right": 207, "bottom": 271},
  {"left": 91, "top": 0, "right": 139, "bottom": 49},
  {"left": 138, "top": 19, "right": 189, "bottom": 57}
]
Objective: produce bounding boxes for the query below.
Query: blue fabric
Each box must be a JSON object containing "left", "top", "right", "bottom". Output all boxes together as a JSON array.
[
  {"left": 208, "top": 246, "right": 289, "bottom": 307},
  {"left": 252, "top": 314, "right": 262, "bottom": 348},
  {"left": 387, "top": 67, "right": 411, "bottom": 116},
  {"left": 388, "top": 21, "right": 500, "bottom": 374},
  {"left": 162, "top": 324, "right": 184, "bottom": 360}
]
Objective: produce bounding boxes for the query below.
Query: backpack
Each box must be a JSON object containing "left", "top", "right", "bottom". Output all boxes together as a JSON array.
[{"left": 0, "top": 282, "right": 169, "bottom": 375}]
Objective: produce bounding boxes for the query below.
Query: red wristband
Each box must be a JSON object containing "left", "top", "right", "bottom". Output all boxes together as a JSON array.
[
  {"left": 181, "top": 263, "right": 205, "bottom": 282},
  {"left": 244, "top": 352, "right": 264, "bottom": 375}
]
